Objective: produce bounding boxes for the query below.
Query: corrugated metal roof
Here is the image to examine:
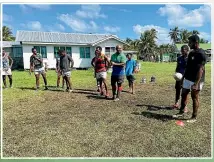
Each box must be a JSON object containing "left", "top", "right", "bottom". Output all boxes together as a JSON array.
[
  {"left": 2, "top": 41, "right": 21, "bottom": 47},
  {"left": 15, "top": 31, "right": 121, "bottom": 45}
]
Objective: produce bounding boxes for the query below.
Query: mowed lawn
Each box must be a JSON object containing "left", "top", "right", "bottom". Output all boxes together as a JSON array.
[{"left": 3, "top": 62, "right": 211, "bottom": 157}]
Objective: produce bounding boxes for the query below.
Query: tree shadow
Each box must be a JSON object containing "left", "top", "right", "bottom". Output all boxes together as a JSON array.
[
  {"left": 131, "top": 111, "right": 179, "bottom": 122},
  {"left": 136, "top": 104, "right": 174, "bottom": 111}
]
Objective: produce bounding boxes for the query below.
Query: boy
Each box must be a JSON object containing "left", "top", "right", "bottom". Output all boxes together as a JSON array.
[
  {"left": 172, "top": 45, "right": 189, "bottom": 113},
  {"left": 125, "top": 53, "right": 137, "bottom": 94},
  {"left": 56, "top": 54, "right": 65, "bottom": 88}
]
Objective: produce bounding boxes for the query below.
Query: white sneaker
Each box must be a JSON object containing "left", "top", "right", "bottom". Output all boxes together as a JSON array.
[
  {"left": 114, "top": 98, "right": 120, "bottom": 102},
  {"left": 187, "top": 118, "right": 197, "bottom": 123}
]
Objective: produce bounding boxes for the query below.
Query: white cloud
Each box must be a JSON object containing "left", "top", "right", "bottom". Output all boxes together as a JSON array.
[
  {"left": 3, "top": 14, "right": 13, "bottom": 22},
  {"left": 104, "top": 26, "right": 120, "bottom": 33},
  {"left": 158, "top": 4, "right": 211, "bottom": 27},
  {"left": 57, "top": 14, "right": 99, "bottom": 32},
  {"left": 76, "top": 5, "right": 107, "bottom": 19},
  {"left": 46, "top": 23, "right": 65, "bottom": 32},
  {"left": 20, "top": 4, "right": 51, "bottom": 12},
  {"left": 199, "top": 32, "right": 211, "bottom": 41},
  {"left": 133, "top": 24, "right": 172, "bottom": 45},
  {"left": 22, "top": 21, "right": 43, "bottom": 31}
]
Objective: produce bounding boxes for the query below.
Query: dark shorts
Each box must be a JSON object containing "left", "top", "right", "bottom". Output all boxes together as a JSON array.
[
  {"left": 175, "top": 81, "right": 182, "bottom": 89},
  {"left": 111, "top": 75, "right": 124, "bottom": 85},
  {"left": 126, "top": 75, "right": 135, "bottom": 83}
]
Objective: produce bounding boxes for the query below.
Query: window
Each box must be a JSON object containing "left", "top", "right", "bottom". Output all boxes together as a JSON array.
[
  {"left": 105, "top": 47, "right": 115, "bottom": 57},
  {"left": 13, "top": 47, "right": 23, "bottom": 57},
  {"left": 80, "top": 47, "right": 91, "bottom": 58},
  {"left": 54, "top": 46, "right": 72, "bottom": 57},
  {"left": 34, "top": 46, "right": 47, "bottom": 58}
]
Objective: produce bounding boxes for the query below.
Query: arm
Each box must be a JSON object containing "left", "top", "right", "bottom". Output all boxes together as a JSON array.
[
  {"left": 68, "top": 56, "right": 74, "bottom": 68},
  {"left": 8, "top": 56, "right": 13, "bottom": 68},
  {"left": 175, "top": 58, "right": 180, "bottom": 72},
  {"left": 192, "top": 52, "right": 206, "bottom": 90},
  {"left": 30, "top": 56, "right": 34, "bottom": 73},
  {"left": 91, "top": 57, "right": 95, "bottom": 68}
]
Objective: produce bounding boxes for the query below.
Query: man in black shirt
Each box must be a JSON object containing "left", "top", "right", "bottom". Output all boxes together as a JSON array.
[{"left": 173, "top": 35, "right": 207, "bottom": 123}]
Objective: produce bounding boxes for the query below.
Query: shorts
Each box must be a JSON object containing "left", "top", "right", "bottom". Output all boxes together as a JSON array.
[
  {"left": 126, "top": 75, "right": 135, "bottom": 83},
  {"left": 175, "top": 81, "right": 182, "bottom": 89},
  {"left": 183, "top": 78, "right": 204, "bottom": 91},
  {"left": 34, "top": 67, "right": 45, "bottom": 75},
  {"left": 111, "top": 75, "right": 124, "bottom": 85},
  {"left": 96, "top": 71, "right": 107, "bottom": 80},
  {"left": 62, "top": 71, "right": 71, "bottom": 77},
  {"left": 2, "top": 68, "right": 12, "bottom": 75}
]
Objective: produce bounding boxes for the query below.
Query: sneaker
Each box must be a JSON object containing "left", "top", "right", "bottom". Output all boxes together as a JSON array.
[
  {"left": 44, "top": 86, "right": 48, "bottom": 90},
  {"left": 187, "top": 118, "right": 197, "bottom": 123},
  {"left": 68, "top": 89, "right": 73, "bottom": 93},
  {"left": 172, "top": 112, "right": 185, "bottom": 118},
  {"left": 114, "top": 98, "right": 120, "bottom": 102},
  {"left": 10, "top": 86, "right": 13, "bottom": 88}
]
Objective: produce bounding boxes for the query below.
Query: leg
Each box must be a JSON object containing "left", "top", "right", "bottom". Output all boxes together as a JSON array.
[
  {"left": 57, "top": 74, "right": 61, "bottom": 87},
  {"left": 179, "top": 88, "right": 190, "bottom": 113},
  {"left": 191, "top": 90, "right": 200, "bottom": 119},
  {"left": 2, "top": 75, "right": 7, "bottom": 88},
  {"left": 99, "top": 79, "right": 103, "bottom": 95},
  {"left": 102, "top": 78, "right": 109, "bottom": 97},
  {"left": 41, "top": 73, "right": 48, "bottom": 89},
  {"left": 8, "top": 75, "right": 13, "bottom": 88},
  {"left": 66, "top": 76, "right": 72, "bottom": 90},
  {"left": 111, "top": 76, "right": 117, "bottom": 99},
  {"left": 130, "top": 75, "right": 135, "bottom": 94},
  {"left": 174, "top": 81, "right": 182, "bottom": 107},
  {"left": 35, "top": 74, "right": 40, "bottom": 89},
  {"left": 117, "top": 76, "right": 124, "bottom": 99},
  {"left": 62, "top": 76, "right": 65, "bottom": 88}
]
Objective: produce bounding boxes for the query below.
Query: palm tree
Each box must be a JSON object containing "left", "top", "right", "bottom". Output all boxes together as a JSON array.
[
  {"left": 169, "top": 26, "right": 180, "bottom": 43},
  {"left": 2, "top": 26, "right": 15, "bottom": 41},
  {"left": 135, "top": 29, "right": 158, "bottom": 61},
  {"left": 180, "top": 29, "right": 191, "bottom": 43}
]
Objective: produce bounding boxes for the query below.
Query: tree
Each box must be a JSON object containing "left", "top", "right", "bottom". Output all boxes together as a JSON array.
[
  {"left": 200, "top": 38, "right": 206, "bottom": 43},
  {"left": 180, "top": 29, "right": 192, "bottom": 43},
  {"left": 2, "top": 26, "right": 15, "bottom": 41},
  {"left": 169, "top": 26, "right": 180, "bottom": 43}
]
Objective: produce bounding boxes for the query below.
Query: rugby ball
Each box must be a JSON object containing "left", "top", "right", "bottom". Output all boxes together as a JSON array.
[{"left": 173, "top": 73, "right": 183, "bottom": 81}]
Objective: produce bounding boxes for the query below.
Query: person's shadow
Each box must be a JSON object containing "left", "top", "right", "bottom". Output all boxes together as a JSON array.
[{"left": 136, "top": 104, "right": 174, "bottom": 111}]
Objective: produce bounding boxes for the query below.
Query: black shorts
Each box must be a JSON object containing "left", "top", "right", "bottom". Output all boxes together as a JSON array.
[
  {"left": 175, "top": 81, "right": 182, "bottom": 89},
  {"left": 111, "top": 75, "right": 124, "bottom": 85},
  {"left": 126, "top": 75, "right": 135, "bottom": 83}
]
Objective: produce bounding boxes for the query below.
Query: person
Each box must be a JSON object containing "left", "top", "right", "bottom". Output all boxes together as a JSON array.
[
  {"left": 30, "top": 48, "right": 48, "bottom": 90},
  {"left": 172, "top": 45, "right": 189, "bottom": 113},
  {"left": 125, "top": 53, "right": 137, "bottom": 94},
  {"left": 58, "top": 49, "right": 74, "bottom": 92},
  {"left": 56, "top": 54, "right": 65, "bottom": 89},
  {"left": 2, "top": 49, "right": 13, "bottom": 88},
  {"left": 91, "top": 50, "right": 100, "bottom": 92},
  {"left": 110, "top": 45, "right": 126, "bottom": 101},
  {"left": 173, "top": 35, "right": 207, "bottom": 123},
  {"left": 92, "top": 46, "right": 110, "bottom": 97}
]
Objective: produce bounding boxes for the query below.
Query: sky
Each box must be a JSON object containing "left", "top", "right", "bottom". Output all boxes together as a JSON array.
[{"left": 2, "top": 4, "right": 212, "bottom": 44}]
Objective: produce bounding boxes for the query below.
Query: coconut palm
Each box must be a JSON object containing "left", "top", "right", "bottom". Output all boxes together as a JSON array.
[
  {"left": 2, "top": 26, "right": 15, "bottom": 41},
  {"left": 169, "top": 26, "right": 180, "bottom": 43},
  {"left": 180, "top": 29, "right": 192, "bottom": 43}
]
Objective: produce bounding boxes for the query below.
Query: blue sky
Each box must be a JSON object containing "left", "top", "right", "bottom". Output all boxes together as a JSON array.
[{"left": 2, "top": 4, "right": 211, "bottom": 44}]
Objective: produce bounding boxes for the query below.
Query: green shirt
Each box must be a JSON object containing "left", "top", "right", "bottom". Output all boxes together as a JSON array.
[
  {"left": 111, "top": 52, "right": 126, "bottom": 76},
  {"left": 30, "top": 53, "right": 43, "bottom": 69}
]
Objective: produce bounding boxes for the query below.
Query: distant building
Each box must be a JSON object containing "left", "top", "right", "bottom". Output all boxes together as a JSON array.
[{"left": 3, "top": 30, "right": 128, "bottom": 69}]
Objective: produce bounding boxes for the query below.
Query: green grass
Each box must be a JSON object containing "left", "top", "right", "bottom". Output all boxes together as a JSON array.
[{"left": 3, "top": 62, "right": 211, "bottom": 157}]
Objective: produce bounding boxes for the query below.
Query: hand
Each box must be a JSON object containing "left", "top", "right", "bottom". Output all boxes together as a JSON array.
[{"left": 191, "top": 84, "right": 198, "bottom": 91}]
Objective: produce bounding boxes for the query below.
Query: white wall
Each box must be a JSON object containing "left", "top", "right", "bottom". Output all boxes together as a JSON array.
[
  {"left": 22, "top": 39, "right": 124, "bottom": 69},
  {"left": 22, "top": 44, "right": 96, "bottom": 69}
]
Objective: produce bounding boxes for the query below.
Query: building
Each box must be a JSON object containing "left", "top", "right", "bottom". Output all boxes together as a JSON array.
[{"left": 4, "top": 30, "right": 128, "bottom": 69}]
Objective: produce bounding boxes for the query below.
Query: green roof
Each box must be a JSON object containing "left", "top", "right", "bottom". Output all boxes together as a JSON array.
[{"left": 176, "top": 43, "right": 211, "bottom": 50}]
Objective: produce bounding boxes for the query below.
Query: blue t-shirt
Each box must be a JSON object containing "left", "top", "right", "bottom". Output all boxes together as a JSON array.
[
  {"left": 176, "top": 55, "right": 188, "bottom": 75},
  {"left": 125, "top": 59, "right": 136, "bottom": 76}
]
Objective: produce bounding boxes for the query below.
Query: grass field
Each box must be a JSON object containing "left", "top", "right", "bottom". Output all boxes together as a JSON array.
[{"left": 2, "top": 62, "right": 211, "bottom": 157}]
